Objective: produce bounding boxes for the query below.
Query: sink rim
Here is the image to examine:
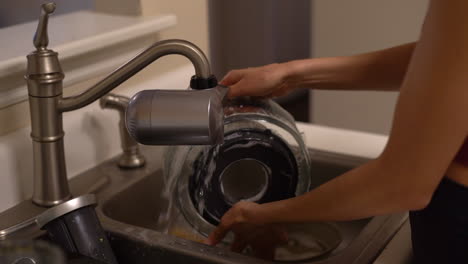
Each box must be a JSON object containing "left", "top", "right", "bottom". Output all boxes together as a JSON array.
[
  {"left": 0, "top": 145, "right": 408, "bottom": 264},
  {"left": 97, "top": 146, "right": 408, "bottom": 264}
]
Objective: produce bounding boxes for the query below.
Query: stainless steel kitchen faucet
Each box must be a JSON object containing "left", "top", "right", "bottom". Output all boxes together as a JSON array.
[{"left": 27, "top": 3, "right": 215, "bottom": 207}]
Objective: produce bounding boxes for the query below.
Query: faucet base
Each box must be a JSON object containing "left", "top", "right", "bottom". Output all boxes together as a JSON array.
[
  {"left": 0, "top": 200, "right": 47, "bottom": 241},
  {"left": 32, "top": 195, "right": 72, "bottom": 208},
  {"left": 118, "top": 153, "right": 146, "bottom": 169}
]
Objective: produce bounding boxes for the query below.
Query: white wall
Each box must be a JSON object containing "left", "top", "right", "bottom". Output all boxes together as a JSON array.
[{"left": 311, "top": 0, "right": 429, "bottom": 135}]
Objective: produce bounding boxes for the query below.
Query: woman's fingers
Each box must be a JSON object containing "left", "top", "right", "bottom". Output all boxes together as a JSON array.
[
  {"left": 220, "top": 64, "right": 291, "bottom": 98},
  {"left": 220, "top": 70, "right": 244, "bottom": 86},
  {"left": 206, "top": 222, "right": 230, "bottom": 246},
  {"left": 255, "top": 247, "right": 276, "bottom": 261},
  {"left": 248, "top": 226, "right": 287, "bottom": 261},
  {"left": 221, "top": 70, "right": 249, "bottom": 98},
  {"left": 230, "top": 237, "right": 248, "bottom": 253},
  {"left": 206, "top": 202, "right": 266, "bottom": 246},
  {"left": 280, "top": 229, "right": 288, "bottom": 242},
  {"left": 227, "top": 82, "right": 246, "bottom": 98}
]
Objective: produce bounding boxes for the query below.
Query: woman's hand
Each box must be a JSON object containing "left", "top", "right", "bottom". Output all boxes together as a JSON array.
[
  {"left": 205, "top": 201, "right": 288, "bottom": 260},
  {"left": 220, "top": 63, "right": 294, "bottom": 98}
]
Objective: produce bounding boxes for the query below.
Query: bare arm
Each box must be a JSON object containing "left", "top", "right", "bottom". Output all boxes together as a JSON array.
[
  {"left": 253, "top": 0, "right": 468, "bottom": 223},
  {"left": 209, "top": 0, "right": 468, "bottom": 243},
  {"left": 285, "top": 42, "right": 415, "bottom": 91},
  {"left": 222, "top": 42, "right": 415, "bottom": 97}
]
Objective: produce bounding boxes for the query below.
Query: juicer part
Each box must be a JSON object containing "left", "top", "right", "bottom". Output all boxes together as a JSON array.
[{"left": 35, "top": 195, "right": 118, "bottom": 264}]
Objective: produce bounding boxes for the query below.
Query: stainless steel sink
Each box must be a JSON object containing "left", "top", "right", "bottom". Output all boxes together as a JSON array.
[
  {"left": 1, "top": 145, "right": 406, "bottom": 264},
  {"left": 95, "top": 146, "right": 407, "bottom": 264}
]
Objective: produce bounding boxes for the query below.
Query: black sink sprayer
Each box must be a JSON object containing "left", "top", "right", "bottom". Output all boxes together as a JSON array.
[{"left": 35, "top": 194, "right": 118, "bottom": 264}]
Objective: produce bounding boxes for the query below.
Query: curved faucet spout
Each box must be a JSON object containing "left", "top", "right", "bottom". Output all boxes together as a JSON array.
[{"left": 58, "top": 39, "right": 211, "bottom": 112}]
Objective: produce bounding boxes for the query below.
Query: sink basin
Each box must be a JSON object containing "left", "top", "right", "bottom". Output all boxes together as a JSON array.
[
  {"left": 107, "top": 230, "right": 261, "bottom": 264},
  {"left": 1, "top": 145, "right": 406, "bottom": 264},
  {"left": 38, "top": 231, "right": 243, "bottom": 264},
  {"left": 98, "top": 147, "right": 407, "bottom": 264}
]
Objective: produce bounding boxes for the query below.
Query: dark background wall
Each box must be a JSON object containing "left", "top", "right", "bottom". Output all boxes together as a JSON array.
[{"left": 209, "top": 0, "right": 312, "bottom": 122}]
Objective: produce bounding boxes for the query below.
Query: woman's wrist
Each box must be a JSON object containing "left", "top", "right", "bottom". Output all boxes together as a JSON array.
[
  {"left": 237, "top": 202, "right": 270, "bottom": 225},
  {"left": 242, "top": 201, "right": 280, "bottom": 225},
  {"left": 280, "top": 60, "right": 311, "bottom": 90},
  {"left": 280, "top": 57, "right": 358, "bottom": 90}
]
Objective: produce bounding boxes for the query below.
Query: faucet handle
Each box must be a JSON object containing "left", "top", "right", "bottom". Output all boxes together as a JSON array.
[
  {"left": 100, "top": 94, "right": 146, "bottom": 169},
  {"left": 34, "top": 2, "right": 56, "bottom": 50},
  {"left": 27, "top": 2, "right": 63, "bottom": 76}
]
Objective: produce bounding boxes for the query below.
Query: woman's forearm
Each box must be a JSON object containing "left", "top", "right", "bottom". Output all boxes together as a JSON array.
[
  {"left": 253, "top": 158, "right": 427, "bottom": 224},
  {"left": 283, "top": 42, "right": 416, "bottom": 91}
]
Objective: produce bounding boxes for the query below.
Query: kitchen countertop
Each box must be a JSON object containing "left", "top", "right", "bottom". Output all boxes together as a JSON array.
[
  {"left": 374, "top": 220, "right": 413, "bottom": 264},
  {"left": 296, "top": 122, "right": 388, "bottom": 159}
]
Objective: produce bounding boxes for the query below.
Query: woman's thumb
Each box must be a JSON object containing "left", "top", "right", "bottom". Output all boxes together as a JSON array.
[
  {"left": 227, "top": 82, "right": 244, "bottom": 98},
  {"left": 220, "top": 70, "right": 243, "bottom": 86}
]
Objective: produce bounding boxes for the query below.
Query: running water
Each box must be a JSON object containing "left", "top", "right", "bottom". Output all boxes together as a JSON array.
[
  {"left": 156, "top": 146, "right": 186, "bottom": 233},
  {"left": 158, "top": 144, "right": 222, "bottom": 241},
  {"left": 194, "top": 144, "right": 221, "bottom": 216}
]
